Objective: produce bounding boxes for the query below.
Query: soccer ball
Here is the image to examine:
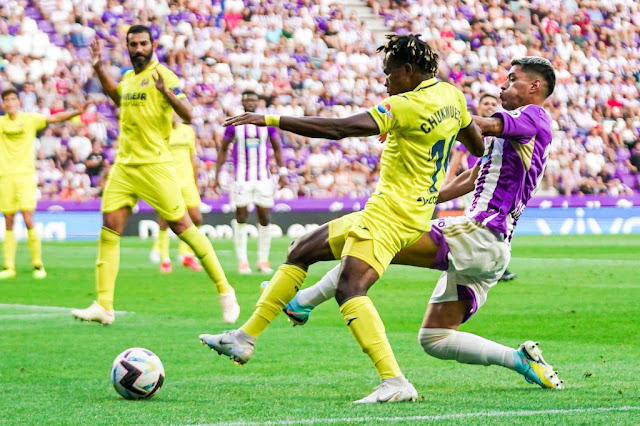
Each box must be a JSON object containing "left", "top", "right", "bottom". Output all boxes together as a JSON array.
[{"left": 111, "top": 347, "right": 165, "bottom": 400}]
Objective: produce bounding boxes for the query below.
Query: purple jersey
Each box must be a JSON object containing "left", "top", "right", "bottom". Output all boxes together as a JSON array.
[
  {"left": 455, "top": 143, "right": 479, "bottom": 170},
  {"left": 224, "top": 124, "right": 279, "bottom": 183},
  {"left": 467, "top": 105, "right": 552, "bottom": 240}
]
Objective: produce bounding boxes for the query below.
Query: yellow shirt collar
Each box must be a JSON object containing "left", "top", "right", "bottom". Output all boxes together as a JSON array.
[{"left": 413, "top": 78, "right": 438, "bottom": 91}]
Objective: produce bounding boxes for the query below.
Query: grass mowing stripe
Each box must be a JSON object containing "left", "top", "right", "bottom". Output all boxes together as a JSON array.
[
  {"left": 209, "top": 406, "right": 640, "bottom": 425},
  {"left": 0, "top": 235, "right": 638, "bottom": 424},
  {"left": 0, "top": 303, "right": 131, "bottom": 314}
]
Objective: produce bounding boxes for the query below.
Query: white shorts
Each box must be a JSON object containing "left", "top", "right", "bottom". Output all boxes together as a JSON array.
[
  {"left": 232, "top": 180, "right": 274, "bottom": 208},
  {"left": 428, "top": 215, "right": 510, "bottom": 322}
]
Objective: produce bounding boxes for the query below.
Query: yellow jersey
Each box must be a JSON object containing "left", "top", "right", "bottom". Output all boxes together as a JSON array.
[
  {"left": 168, "top": 123, "right": 196, "bottom": 185},
  {"left": 0, "top": 112, "right": 47, "bottom": 176},
  {"left": 367, "top": 78, "right": 471, "bottom": 231},
  {"left": 116, "top": 59, "right": 187, "bottom": 165}
]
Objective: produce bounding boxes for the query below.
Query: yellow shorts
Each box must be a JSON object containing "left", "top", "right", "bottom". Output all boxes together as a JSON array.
[
  {"left": 102, "top": 163, "right": 186, "bottom": 222},
  {"left": 328, "top": 205, "right": 424, "bottom": 277},
  {"left": 0, "top": 173, "right": 37, "bottom": 213},
  {"left": 179, "top": 181, "right": 201, "bottom": 209}
]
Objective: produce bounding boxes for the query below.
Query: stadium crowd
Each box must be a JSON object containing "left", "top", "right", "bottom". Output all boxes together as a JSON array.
[{"left": 0, "top": 0, "right": 639, "bottom": 202}]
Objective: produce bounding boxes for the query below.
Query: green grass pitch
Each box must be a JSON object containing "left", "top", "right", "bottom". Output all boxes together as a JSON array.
[{"left": 1, "top": 235, "right": 639, "bottom": 424}]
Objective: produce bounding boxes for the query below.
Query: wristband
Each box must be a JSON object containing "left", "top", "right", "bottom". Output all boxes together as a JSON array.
[
  {"left": 265, "top": 114, "right": 281, "bottom": 128},
  {"left": 278, "top": 166, "right": 288, "bottom": 176}
]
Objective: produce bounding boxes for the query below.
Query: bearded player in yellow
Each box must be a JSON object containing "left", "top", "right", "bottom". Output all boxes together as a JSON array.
[
  {"left": 72, "top": 25, "right": 239, "bottom": 325},
  {"left": 0, "top": 87, "right": 88, "bottom": 280},
  {"left": 200, "top": 34, "right": 484, "bottom": 403},
  {"left": 149, "top": 115, "right": 203, "bottom": 273}
]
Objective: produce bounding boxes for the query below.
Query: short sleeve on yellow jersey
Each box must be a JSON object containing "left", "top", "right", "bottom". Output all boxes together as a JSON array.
[
  {"left": 158, "top": 66, "right": 187, "bottom": 100},
  {"left": 31, "top": 113, "right": 48, "bottom": 131},
  {"left": 457, "top": 90, "right": 472, "bottom": 128},
  {"left": 367, "top": 95, "right": 411, "bottom": 135}
]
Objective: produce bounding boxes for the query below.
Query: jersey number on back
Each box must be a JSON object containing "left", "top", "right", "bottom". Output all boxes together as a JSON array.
[{"left": 428, "top": 135, "right": 456, "bottom": 193}]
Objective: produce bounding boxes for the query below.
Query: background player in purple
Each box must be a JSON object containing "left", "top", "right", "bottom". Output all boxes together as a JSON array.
[
  {"left": 280, "top": 57, "right": 564, "bottom": 390},
  {"left": 447, "top": 93, "right": 517, "bottom": 282},
  {"left": 215, "top": 91, "right": 286, "bottom": 275}
]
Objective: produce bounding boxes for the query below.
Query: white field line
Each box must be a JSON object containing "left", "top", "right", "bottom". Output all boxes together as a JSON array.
[
  {"left": 0, "top": 303, "right": 130, "bottom": 314},
  {"left": 205, "top": 406, "right": 640, "bottom": 426},
  {"left": 0, "top": 313, "right": 63, "bottom": 320}
]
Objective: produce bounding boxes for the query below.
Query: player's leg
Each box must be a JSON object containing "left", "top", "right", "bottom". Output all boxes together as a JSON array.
[
  {"left": 418, "top": 296, "right": 563, "bottom": 389},
  {"left": 417, "top": 216, "right": 562, "bottom": 388},
  {"left": 149, "top": 214, "right": 161, "bottom": 264},
  {"left": 13, "top": 173, "right": 44, "bottom": 278},
  {"left": 178, "top": 184, "right": 202, "bottom": 271},
  {"left": 138, "top": 162, "right": 238, "bottom": 323},
  {"left": 255, "top": 179, "right": 275, "bottom": 274},
  {"left": 167, "top": 212, "right": 240, "bottom": 323},
  {"left": 283, "top": 229, "right": 441, "bottom": 324},
  {"left": 0, "top": 211, "right": 17, "bottom": 279},
  {"left": 234, "top": 206, "right": 251, "bottom": 274},
  {"left": 179, "top": 205, "right": 203, "bottom": 271},
  {"left": 72, "top": 163, "right": 135, "bottom": 325},
  {"left": 499, "top": 266, "right": 517, "bottom": 281},
  {"left": 21, "top": 210, "right": 46, "bottom": 279},
  {"left": 255, "top": 206, "right": 272, "bottom": 274},
  {"left": 199, "top": 220, "right": 339, "bottom": 363},
  {"left": 336, "top": 224, "right": 417, "bottom": 403},
  {"left": 157, "top": 215, "right": 172, "bottom": 273}
]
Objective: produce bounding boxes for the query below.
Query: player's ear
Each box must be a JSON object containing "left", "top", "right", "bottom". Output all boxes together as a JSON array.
[{"left": 531, "top": 79, "right": 542, "bottom": 94}]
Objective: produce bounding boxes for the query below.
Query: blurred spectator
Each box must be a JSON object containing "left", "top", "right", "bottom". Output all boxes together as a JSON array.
[{"left": 0, "top": 0, "right": 638, "bottom": 203}]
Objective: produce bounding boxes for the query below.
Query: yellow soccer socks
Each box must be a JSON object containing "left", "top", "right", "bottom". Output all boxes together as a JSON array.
[
  {"left": 240, "top": 263, "right": 307, "bottom": 338},
  {"left": 340, "top": 296, "right": 403, "bottom": 380},
  {"left": 158, "top": 229, "right": 170, "bottom": 261},
  {"left": 27, "top": 228, "right": 43, "bottom": 268},
  {"left": 3, "top": 229, "right": 17, "bottom": 270},
  {"left": 96, "top": 227, "right": 120, "bottom": 312},
  {"left": 178, "top": 240, "right": 193, "bottom": 258},
  {"left": 178, "top": 225, "right": 232, "bottom": 294}
]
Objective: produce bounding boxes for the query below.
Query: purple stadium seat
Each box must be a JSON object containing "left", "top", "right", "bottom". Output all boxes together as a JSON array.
[
  {"left": 50, "top": 33, "right": 66, "bottom": 47},
  {"left": 25, "top": 7, "right": 42, "bottom": 20},
  {"left": 37, "top": 20, "right": 55, "bottom": 33},
  {"left": 620, "top": 173, "right": 638, "bottom": 190}
]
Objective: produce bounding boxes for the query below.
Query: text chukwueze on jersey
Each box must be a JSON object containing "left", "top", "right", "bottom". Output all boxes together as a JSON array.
[{"left": 420, "top": 105, "right": 462, "bottom": 134}]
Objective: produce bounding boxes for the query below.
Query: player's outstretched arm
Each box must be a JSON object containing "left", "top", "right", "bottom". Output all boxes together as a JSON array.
[
  {"left": 90, "top": 38, "right": 120, "bottom": 105},
  {"left": 224, "top": 112, "right": 380, "bottom": 141},
  {"left": 473, "top": 115, "right": 504, "bottom": 137},
  {"left": 269, "top": 131, "right": 287, "bottom": 186},
  {"left": 437, "top": 164, "right": 479, "bottom": 204},
  {"left": 46, "top": 101, "right": 91, "bottom": 124},
  {"left": 213, "top": 136, "right": 232, "bottom": 194},
  {"left": 443, "top": 149, "right": 465, "bottom": 185},
  {"left": 456, "top": 121, "right": 484, "bottom": 157}
]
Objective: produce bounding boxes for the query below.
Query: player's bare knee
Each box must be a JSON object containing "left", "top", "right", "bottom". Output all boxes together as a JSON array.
[
  {"left": 418, "top": 328, "right": 456, "bottom": 359},
  {"left": 285, "top": 237, "right": 313, "bottom": 267},
  {"left": 4, "top": 213, "right": 15, "bottom": 229},
  {"left": 190, "top": 212, "right": 202, "bottom": 227},
  {"left": 168, "top": 216, "right": 191, "bottom": 235}
]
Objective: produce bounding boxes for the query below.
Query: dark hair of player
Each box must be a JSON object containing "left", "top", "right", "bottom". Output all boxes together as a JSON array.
[
  {"left": 377, "top": 34, "right": 439, "bottom": 77},
  {"left": 479, "top": 93, "right": 498, "bottom": 103},
  {"left": 1, "top": 86, "right": 18, "bottom": 100},
  {"left": 126, "top": 25, "right": 153, "bottom": 43},
  {"left": 242, "top": 91, "right": 259, "bottom": 99},
  {"left": 511, "top": 56, "right": 556, "bottom": 97}
]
